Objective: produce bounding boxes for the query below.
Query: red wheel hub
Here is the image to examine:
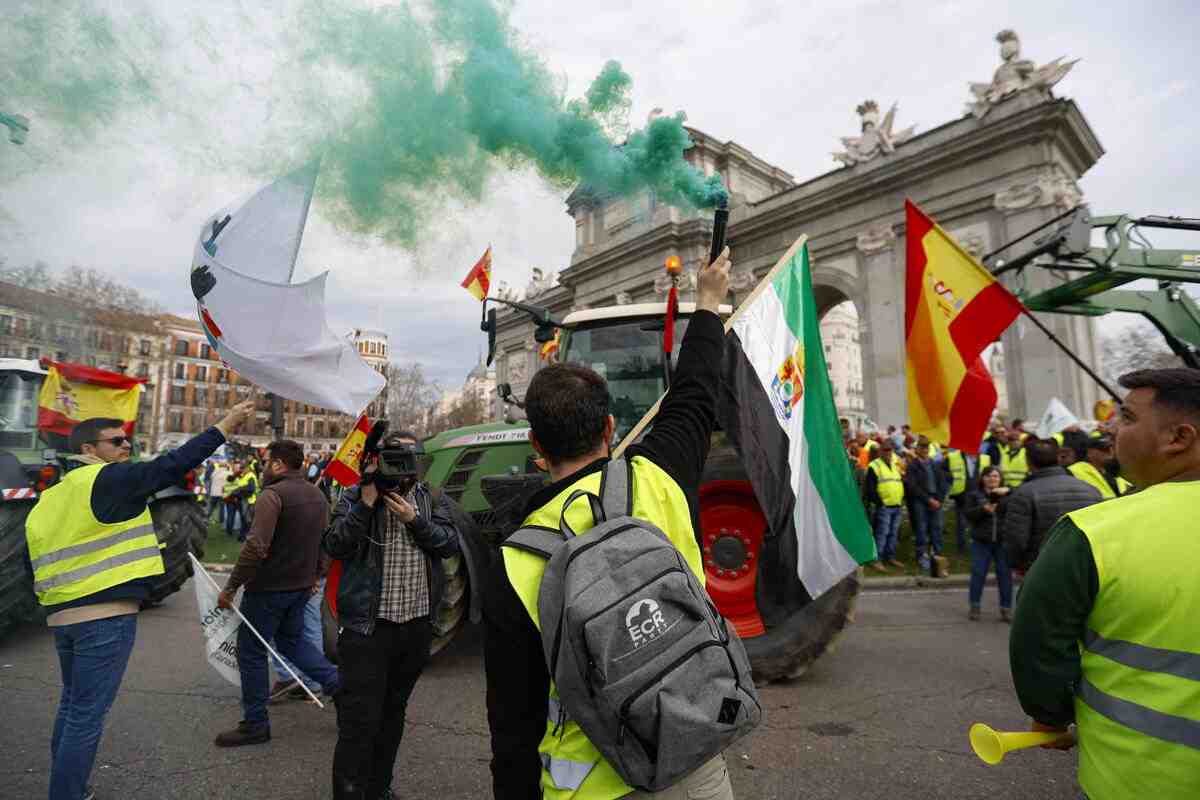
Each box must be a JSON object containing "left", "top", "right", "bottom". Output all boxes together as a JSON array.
[{"left": 699, "top": 480, "right": 766, "bottom": 638}]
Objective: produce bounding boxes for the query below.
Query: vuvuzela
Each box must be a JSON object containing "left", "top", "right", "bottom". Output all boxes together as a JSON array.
[{"left": 969, "top": 723, "right": 1074, "bottom": 765}]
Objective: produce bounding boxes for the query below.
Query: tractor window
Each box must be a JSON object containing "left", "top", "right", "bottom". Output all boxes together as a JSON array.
[
  {"left": 0, "top": 373, "right": 42, "bottom": 449},
  {"left": 562, "top": 317, "right": 691, "bottom": 441}
]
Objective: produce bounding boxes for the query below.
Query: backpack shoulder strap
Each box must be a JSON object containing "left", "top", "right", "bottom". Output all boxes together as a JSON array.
[
  {"left": 600, "top": 456, "right": 633, "bottom": 517},
  {"left": 502, "top": 526, "right": 565, "bottom": 560}
]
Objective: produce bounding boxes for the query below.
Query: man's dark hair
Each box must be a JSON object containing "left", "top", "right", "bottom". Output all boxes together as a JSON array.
[
  {"left": 1026, "top": 437, "right": 1060, "bottom": 469},
  {"left": 525, "top": 363, "right": 610, "bottom": 463},
  {"left": 1011, "top": 418, "right": 1025, "bottom": 429},
  {"left": 267, "top": 440, "right": 305, "bottom": 469},
  {"left": 69, "top": 418, "right": 126, "bottom": 454},
  {"left": 1119, "top": 368, "right": 1200, "bottom": 421}
]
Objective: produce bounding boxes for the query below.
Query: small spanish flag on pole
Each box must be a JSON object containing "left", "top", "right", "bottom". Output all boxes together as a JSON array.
[
  {"left": 905, "top": 200, "right": 1023, "bottom": 452},
  {"left": 323, "top": 413, "right": 372, "bottom": 486},
  {"left": 460, "top": 246, "right": 492, "bottom": 301}
]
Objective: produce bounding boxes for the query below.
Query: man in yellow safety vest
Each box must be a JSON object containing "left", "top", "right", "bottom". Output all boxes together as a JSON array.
[
  {"left": 1010, "top": 368, "right": 1200, "bottom": 799},
  {"left": 999, "top": 428, "right": 1029, "bottom": 488},
  {"left": 1067, "top": 436, "right": 1132, "bottom": 500},
  {"left": 483, "top": 248, "right": 733, "bottom": 800},
  {"left": 864, "top": 440, "right": 906, "bottom": 572},
  {"left": 25, "top": 399, "right": 254, "bottom": 800},
  {"left": 946, "top": 447, "right": 991, "bottom": 551}
]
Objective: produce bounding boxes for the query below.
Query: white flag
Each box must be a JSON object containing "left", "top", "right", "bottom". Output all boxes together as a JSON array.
[
  {"left": 1036, "top": 397, "right": 1079, "bottom": 438},
  {"left": 190, "top": 165, "right": 386, "bottom": 415},
  {"left": 190, "top": 556, "right": 242, "bottom": 687}
]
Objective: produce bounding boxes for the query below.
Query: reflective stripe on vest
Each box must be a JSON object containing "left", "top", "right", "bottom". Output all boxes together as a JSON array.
[
  {"left": 999, "top": 447, "right": 1028, "bottom": 488},
  {"left": 868, "top": 458, "right": 903, "bottom": 506},
  {"left": 25, "top": 463, "right": 163, "bottom": 607},
  {"left": 1069, "top": 481, "right": 1200, "bottom": 799},
  {"left": 502, "top": 456, "right": 704, "bottom": 800}
]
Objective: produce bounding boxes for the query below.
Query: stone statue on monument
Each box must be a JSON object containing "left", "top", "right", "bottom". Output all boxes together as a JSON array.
[
  {"left": 967, "top": 29, "right": 1077, "bottom": 119},
  {"left": 524, "top": 267, "right": 557, "bottom": 299},
  {"left": 833, "top": 100, "right": 915, "bottom": 166}
]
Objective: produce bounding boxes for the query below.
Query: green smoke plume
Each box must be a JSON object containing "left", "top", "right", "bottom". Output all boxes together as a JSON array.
[{"left": 2, "top": 0, "right": 728, "bottom": 247}]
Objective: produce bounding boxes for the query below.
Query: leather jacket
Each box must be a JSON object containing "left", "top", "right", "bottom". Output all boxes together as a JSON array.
[{"left": 322, "top": 483, "right": 460, "bottom": 636}]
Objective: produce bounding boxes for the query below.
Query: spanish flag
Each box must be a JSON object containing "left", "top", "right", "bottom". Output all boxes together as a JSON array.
[
  {"left": 322, "top": 413, "right": 372, "bottom": 487},
  {"left": 37, "top": 361, "right": 145, "bottom": 437},
  {"left": 460, "top": 246, "right": 492, "bottom": 301},
  {"left": 905, "top": 200, "right": 1022, "bottom": 452},
  {"left": 539, "top": 328, "right": 560, "bottom": 362}
]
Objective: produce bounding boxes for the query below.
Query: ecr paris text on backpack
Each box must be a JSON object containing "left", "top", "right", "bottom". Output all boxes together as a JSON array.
[{"left": 503, "top": 456, "right": 761, "bottom": 792}]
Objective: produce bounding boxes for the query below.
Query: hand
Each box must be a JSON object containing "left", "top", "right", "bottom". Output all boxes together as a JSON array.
[
  {"left": 696, "top": 246, "right": 732, "bottom": 314},
  {"left": 382, "top": 492, "right": 417, "bottom": 524},
  {"left": 311, "top": 579, "right": 321, "bottom": 597},
  {"left": 993, "top": 486, "right": 1011, "bottom": 496},
  {"left": 983, "top": 502, "right": 997, "bottom": 514},
  {"left": 216, "top": 399, "right": 258, "bottom": 436},
  {"left": 217, "top": 590, "right": 235, "bottom": 610},
  {"left": 928, "top": 499, "right": 942, "bottom": 510},
  {"left": 1032, "top": 720, "right": 1075, "bottom": 750}
]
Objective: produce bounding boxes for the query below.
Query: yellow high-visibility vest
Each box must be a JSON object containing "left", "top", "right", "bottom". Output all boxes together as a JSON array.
[
  {"left": 946, "top": 450, "right": 992, "bottom": 496},
  {"left": 999, "top": 446, "right": 1028, "bottom": 488},
  {"left": 868, "top": 457, "right": 904, "bottom": 506},
  {"left": 1068, "top": 462, "right": 1132, "bottom": 500},
  {"left": 1069, "top": 481, "right": 1200, "bottom": 799},
  {"left": 502, "top": 456, "right": 703, "bottom": 800},
  {"left": 25, "top": 464, "right": 163, "bottom": 607}
]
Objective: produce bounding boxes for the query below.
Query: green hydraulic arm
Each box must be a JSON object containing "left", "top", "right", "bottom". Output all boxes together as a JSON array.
[{"left": 985, "top": 208, "right": 1200, "bottom": 368}]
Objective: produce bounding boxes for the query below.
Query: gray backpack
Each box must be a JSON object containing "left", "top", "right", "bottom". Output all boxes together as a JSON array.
[{"left": 503, "top": 457, "right": 761, "bottom": 792}]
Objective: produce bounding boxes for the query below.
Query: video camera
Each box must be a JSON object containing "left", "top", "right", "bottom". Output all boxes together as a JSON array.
[{"left": 360, "top": 420, "right": 423, "bottom": 496}]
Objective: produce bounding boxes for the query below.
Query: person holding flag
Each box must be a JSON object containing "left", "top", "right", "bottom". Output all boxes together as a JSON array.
[{"left": 25, "top": 399, "right": 256, "bottom": 800}]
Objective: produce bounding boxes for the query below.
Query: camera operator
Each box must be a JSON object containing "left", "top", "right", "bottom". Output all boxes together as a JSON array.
[{"left": 322, "top": 429, "right": 462, "bottom": 800}]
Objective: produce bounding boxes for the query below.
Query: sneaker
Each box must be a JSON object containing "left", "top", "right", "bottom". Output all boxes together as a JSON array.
[
  {"left": 1000, "top": 608, "right": 1012, "bottom": 623},
  {"left": 887, "top": 559, "right": 905, "bottom": 569},
  {"left": 968, "top": 607, "right": 981, "bottom": 621},
  {"left": 214, "top": 720, "right": 271, "bottom": 748},
  {"left": 268, "top": 679, "right": 299, "bottom": 703}
]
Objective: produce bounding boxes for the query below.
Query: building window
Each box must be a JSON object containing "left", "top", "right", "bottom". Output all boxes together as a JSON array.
[
  {"left": 200, "top": 343, "right": 211, "bottom": 359},
  {"left": 56, "top": 351, "right": 67, "bottom": 361},
  {"left": 218, "top": 368, "right": 228, "bottom": 383},
  {"left": 136, "top": 362, "right": 149, "bottom": 378},
  {"left": 29, "top": 321, "right": 42, "bottom": 339},
  {"left": 174, "top": 340, "right": 188, "bottom": 356},
  {"left": 192, "top": 413, "right": 205, "bottom": 431},
  {"left": 171, "top": 386, "right": 185, "bottom": 404},
  {"left": 169, "top": 411, "right": 182, "bottom": 431},
  {"left": 0, "top": 315, "right": 11, "bottom": 335},
  {"left": 196, "top": 387, "right": 207, "bottom": 406},
  {"left": 25, "top": 347, "right": 38, "bottom": 360},
  {"left": 139, "top": 339, "right": 151, "bottom": 356},
  {"left": 174, "top": 363, "right": 185, "bottom": 380},
  {"left": 314, "top": 420, "right": 324, "bottom": 438},
  {"left": 297, "top": 419, "right": 306, "bottom": 436},
  {"left": 195, "top": 365, "right": 207, "bottom": 382}
]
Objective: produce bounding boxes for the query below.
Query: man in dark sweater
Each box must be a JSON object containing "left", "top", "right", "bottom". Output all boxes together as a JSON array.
[
  {"left": 25, "top": 399, "right": 255, "bottom": 800},
  {"left": 904, "top": 438, "right": 952, "bottom": 570},
  {"left": 1002, "top": 437, "right": 1101, "bottom": 573},
  {"left": 215, "top": 439, "right": 340, "bottom": 747},
  {"left": 484, "top": 250, "right": 732, "bottom": 799}
]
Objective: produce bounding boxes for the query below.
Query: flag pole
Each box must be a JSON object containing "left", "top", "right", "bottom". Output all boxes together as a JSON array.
[
  {"left": 188, "top": 554, "right": 325, "bottom": 708},
  {"left": 612, "top": 235, "right": 809, "bottom": 459},
  {"left": 1016, "top": 308, "right": 1121, "bottom": 402}
]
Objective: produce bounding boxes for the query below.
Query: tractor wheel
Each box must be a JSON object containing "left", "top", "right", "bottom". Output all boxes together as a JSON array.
[
  {"left": 740, "top": 573, "right": 859, "bottom": 682},
  {"left": 145, "top": 495, "right": 210, "bottom": 606},
  {"left": 430, "top": 552, "right": 468, "bottom": 655},
  {"left": 0, "top": 501, "right": 39, "bottom": 638}
]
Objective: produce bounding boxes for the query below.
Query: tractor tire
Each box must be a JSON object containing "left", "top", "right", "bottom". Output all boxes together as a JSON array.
[
  {"left": 0, "top": 501, "right": 39, "bottom": 638},
  {"left": 742, "top": 572, "right": 859, "bottom": 682},
  {"left": 145, "top": 495, "right": 209, "bottom": 607}
]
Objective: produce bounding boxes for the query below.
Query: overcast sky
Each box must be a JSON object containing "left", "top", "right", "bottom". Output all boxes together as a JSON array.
[{"left": 1, "top": 0, "right": 1196, "bottom": 391}]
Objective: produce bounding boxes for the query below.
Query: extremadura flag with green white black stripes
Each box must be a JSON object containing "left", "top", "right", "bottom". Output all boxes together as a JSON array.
[{"left": 719, "top": 239, "right": 876, "bottom": 599}]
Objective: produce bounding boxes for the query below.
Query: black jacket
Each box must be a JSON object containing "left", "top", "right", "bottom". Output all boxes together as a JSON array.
[
  {"left": 903, "top": 458, "right": 951, "bottom": 506},
  {"left": 1003, "top": 467, "right": 1101, "bottom": 570},
  {"left": 483, "top": 310, "right": 724, "bottom": 800},
  {"left": 964, "top": 487, "right": 1009, "bottom": 545},
  {"left": 322, "top": 483, "right": 460, "bottom": 636}
]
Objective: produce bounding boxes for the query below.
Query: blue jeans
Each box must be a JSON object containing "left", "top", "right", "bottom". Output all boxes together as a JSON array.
[
  {"left": 238, "top": 589, "right": 340, "bottom": 725},
  {"left": 873, "top": 506, "right": 902, "bottom": 560},
  {"left": 50, "top": 614, "right": 138, "bottom": 800},
  {"left": 969, "top": 540, "right": 1013, "bottom": 609},
  {"left": 224, "top": 503, "right": 240, "bottom": 537},
  {"left": 272, "top": 579, "right": 325, "bottom": 692},
  {"left": 910, "top": 501, "right": 944, "bottom": 564}
]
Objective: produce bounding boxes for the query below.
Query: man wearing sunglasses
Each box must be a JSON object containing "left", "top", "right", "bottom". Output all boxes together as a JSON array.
[{"left": 25, "top": 399, "right": 256, "bottom": 800}]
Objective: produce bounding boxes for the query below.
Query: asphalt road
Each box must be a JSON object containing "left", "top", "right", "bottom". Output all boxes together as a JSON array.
[{"left": 0, "top": 588, "right": 1080, "bottom": 800}]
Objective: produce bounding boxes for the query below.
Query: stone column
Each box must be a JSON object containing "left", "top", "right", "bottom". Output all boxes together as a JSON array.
[
  {"left": 993, "top": 170, "right": 1099, "bottom": 421},
  {"left": 856, "top": 224, "right": 906, "bottom": 426}
]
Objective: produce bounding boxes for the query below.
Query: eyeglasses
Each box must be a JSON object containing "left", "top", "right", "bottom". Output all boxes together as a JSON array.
[{"left": 89, "top": 436, "right": 131, "bottom": 447}]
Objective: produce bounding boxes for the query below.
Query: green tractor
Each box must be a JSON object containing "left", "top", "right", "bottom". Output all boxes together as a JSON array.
[
  {"left": 0, "top": 359, "right": 210, "bottom": 638},
  {"left": 424, "top": 302, "right": 859, "bottom": 682}
]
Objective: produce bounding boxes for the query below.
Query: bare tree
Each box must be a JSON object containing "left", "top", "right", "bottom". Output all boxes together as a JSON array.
[
  {"left": 0, "top": 259, "right": 53, "bottom": 288},
  {"left": 1101, "top": 321, "right": 1184, "bottom": 385},
  {"left": 54, "top": 266, "right": 162, "bottom": 313},
  {"left": 430, "top": 392, "right": 488, "bottom": 434},
  {"left": 386, "top": 362, "right": 442, "bottom": 437}
]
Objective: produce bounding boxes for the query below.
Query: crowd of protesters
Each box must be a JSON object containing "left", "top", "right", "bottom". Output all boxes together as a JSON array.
[{"left": 843, "top": 415, "right": 1126, "bottom": 620}]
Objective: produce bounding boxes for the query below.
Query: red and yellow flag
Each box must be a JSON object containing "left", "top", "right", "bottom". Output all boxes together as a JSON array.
[
  {"left": 460, "top": 246, "right": 492, "bottom": 301},
  {"left": 37, "top": 361, "right": 145, "bottom": 436},
  {"left": 539, "top": 328, "right": 560, "bottom": 362},
  {"left": 322, "top": 413, "right": 372, "bottom": 487},
  {"left": 905, "top": 200, "right": 1023, "bottom": 452}
]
